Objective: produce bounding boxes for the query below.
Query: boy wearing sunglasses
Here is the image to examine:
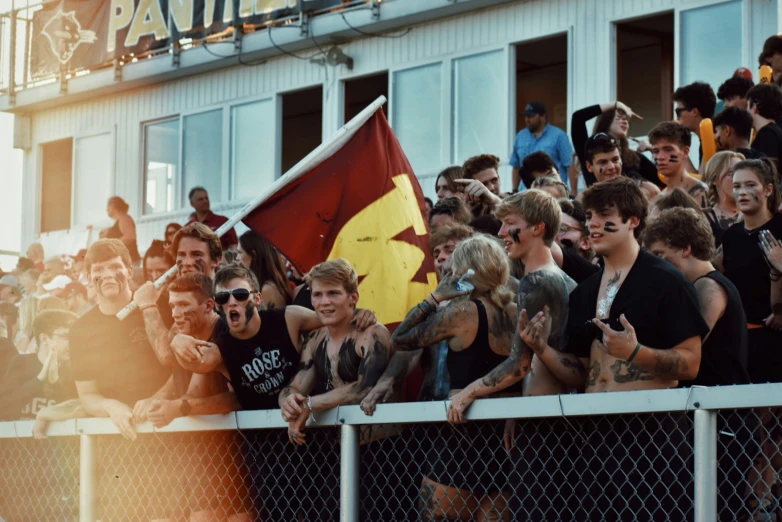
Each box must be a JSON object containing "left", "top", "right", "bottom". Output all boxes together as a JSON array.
[
  {"left": 172, "top": 264, "right": 377, "bottom": 412},
  {"left": 649, "top": 121, "right": 708, "bottom": 207}
]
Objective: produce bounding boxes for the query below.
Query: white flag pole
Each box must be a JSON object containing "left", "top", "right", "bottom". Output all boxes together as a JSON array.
[{"left": 117, "top": 95, "right": 388, "bottom": 320}]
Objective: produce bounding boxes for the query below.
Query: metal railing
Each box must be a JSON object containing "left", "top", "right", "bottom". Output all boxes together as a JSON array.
[{"left": 1, "top": 384, "right": 781, "bottom": 521}]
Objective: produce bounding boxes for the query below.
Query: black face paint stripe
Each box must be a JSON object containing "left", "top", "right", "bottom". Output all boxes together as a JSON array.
[
  {"left": 603, "top": 221, "right": 619, "bottom": 233},
  {"left": 509, "top": 228, "right": 521, "bottom": 244},
  {"left": 668, "top": 155, "right": 680, "bottom": 163}
]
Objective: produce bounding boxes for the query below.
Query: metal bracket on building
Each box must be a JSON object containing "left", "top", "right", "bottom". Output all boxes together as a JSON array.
[
  {"left": 371, "top": 0, "right": 381, "bottom": 20},
  {"left": 8, "top": 88, "right": 15, "bottom": 107},
  {"left": 300, "top": 11, "right": 310, "bottom": 37},
  {"left": 172, "top": 41, "right": 181, "bottom": 69},
  {"left": 59, "top": 66, "right": 67, "bottom": 95},
  {"left": 233, "top": 27, "right": 243, "bottom": 55},
  {"left": 113, "top": 58, "right": 123, "bottom": 82}
]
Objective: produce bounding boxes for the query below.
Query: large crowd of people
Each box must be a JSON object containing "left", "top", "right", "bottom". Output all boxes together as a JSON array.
[{"left": 5, "top": 36, "right": 782, "bottom": 521}]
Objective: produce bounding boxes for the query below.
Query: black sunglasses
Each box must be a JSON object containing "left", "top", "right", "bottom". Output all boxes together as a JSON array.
[
  {"left": 214, "top": 288, "right": 254, "bottom": 305},
  {"left": 674, "top": 107, "right": 692, "bottom": 117}
]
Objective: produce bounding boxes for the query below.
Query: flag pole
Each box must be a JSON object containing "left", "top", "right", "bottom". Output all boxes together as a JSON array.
[{"left": 117, "top": 95, "right": 388, "bottom": 319}]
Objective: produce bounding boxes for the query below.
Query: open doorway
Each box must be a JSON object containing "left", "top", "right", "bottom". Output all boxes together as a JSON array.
[
  {"left": 40, "top": 138, "right": 73, "bottom": 233},
  {"left": 616, "top": 13, "right": 674, "bottom": 137},
  {"left": 344, "top": 72, "right": 388, "bottom": 124},
  {"left": 281, "top": 86, "right": 323, "bottom": 174},
  {"left": 515, "top": 35, "right": 568, "bottom": 134}
]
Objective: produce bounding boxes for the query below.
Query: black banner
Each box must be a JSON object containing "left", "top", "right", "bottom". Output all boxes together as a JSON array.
[{"left": 31, "top": 0, "right": 352, "bottom": 78}]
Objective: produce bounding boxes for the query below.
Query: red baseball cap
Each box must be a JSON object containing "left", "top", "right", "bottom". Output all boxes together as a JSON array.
[{"left": 734, "top": 67, "right": 753, "bottom": 80}]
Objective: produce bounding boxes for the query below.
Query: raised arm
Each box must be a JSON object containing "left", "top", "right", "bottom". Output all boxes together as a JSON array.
[
  {"left": 310, "top": 326, "right": 393, "bottom": 412},
  {"left": 594, "top": 315, "right": 701, "bottom": 381},
  {"left": 517, "top": 307, "right": 588, "bottom": 389},
  {"left": 133, "top": 282, "right": 174, "bottom": 366}
]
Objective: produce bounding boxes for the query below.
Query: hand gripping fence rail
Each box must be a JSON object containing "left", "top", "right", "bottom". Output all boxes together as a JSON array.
[{"left": 2, "top": 384, "right": 782, "bottom": 522}]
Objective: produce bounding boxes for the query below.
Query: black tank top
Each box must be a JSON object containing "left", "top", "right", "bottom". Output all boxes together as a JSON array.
[
  {"left": 446, "top": 300, "right": 509, "bottom": 390},
  {"left": 681, "top": 271, "right": 750, "bottom": 387},
  {"left": 213, "top": 308, "right": 299, "bottom": 410},
  {"left": 106, "top": 219, "right": 141, "bottom": 262}
]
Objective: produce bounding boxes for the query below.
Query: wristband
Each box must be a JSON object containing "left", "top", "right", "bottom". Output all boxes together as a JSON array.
[
  {"left": 140, "top": 304, "right": 158, "bottom": 312},
  {"left": 429, "top": 293, "right": 440, "bottom": 305},
  {"left": 307, "top": 395, "right": 317, "bottom": 423},
  {"left": 627, "top": 342, "right": 642, "bottom": 363},
  {"left": 418, "top": 299, "right": 435, "bottom": 315}
]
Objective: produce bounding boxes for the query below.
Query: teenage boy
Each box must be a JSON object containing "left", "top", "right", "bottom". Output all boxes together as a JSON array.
[
  {"left": 673, "top": 81, "right": 717, "bottom": 173},
  {"left": 649, "top": 121, "right": 709, "bottom": 207},
  {"left": 717, "top": 75, "right": 754, "bottom": 110},
  {"left": 529, "top": 177, "right": 709, "bottom": 520},
  {"left": 644, "top": 207, "right": 752, "bottom": 521},
  {"left": 747, "top": 83, "right": 782, "bottom": 167},
  {"left": 582, "top": 133, "right": 660, "bottom": 200},
  {"left": 712, "top": 107, "right": 766, "bottom": 159},
  {"left": 279, "top": 259, "right": 392, "bottom": 442},
  {"left": 69, "top": 240, "right": 172, "bottom": 440}
]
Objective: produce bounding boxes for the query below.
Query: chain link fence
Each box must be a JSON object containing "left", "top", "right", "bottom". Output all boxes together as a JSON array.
[
  {"left": 0, "top": 436, "right": 79, "bottom": 522},
  {"left": 1, "top": 389, "right": 782, "bottom": 521}
]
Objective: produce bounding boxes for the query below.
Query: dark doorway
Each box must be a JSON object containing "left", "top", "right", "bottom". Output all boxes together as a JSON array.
[
  {"left": 40, "top": 138, "right": 73, "bottom": 233},
  {"left": 344, "top": 72, "right": 389, "bottom": 124},
  {"left": 616, "top": 13, "right": 674, "bottom": 137},
  {"left": 281, "top": 86, "right": 323, "bottom": 175},
  {"left": 515, "top": 34, "right": 569, "bottom": 134}
]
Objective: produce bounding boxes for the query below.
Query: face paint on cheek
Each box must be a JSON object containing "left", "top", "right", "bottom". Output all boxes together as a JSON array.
[
  {"left": 244, "top": 300, "right": 255, "bottom": 325},
  {"left": 194, "top": 258, "right": 207, "bottom": 273},
  {"left": 603, "top": 221, "right": 619, "bottom": 233},
  {"left": 668, "top": 155, "right": 679, "bottom": 163},
  {"left": 509, "top": 228, "right": 521, "bottom": 244},
  {"left": 176, "top": 259, "right": 184, "bottom": 274}
]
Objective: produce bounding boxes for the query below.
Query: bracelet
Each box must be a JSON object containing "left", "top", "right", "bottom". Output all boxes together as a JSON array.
[
  {"left": 139, "top": 304, "right": 158, "bottom": 312},
  {"left": 429, "top": 293, "right": 440, "bottom": 305},
  {"left": 418, "top": 299, "right": 435, "bottom": 315},
  {"left": 627, "top": 342, "right": 642, "bottom": 363}
]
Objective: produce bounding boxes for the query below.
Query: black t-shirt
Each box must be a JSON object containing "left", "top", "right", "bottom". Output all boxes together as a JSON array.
[
  {"left": 213, "top": 308, "right": 299, "bottom": 410},
  {"left": 292, "top": 285, "right": 314, "bottom": 311},
  {"left": 722, "top": 213, "right": 782, "bottom": 324},
  {"left": 565, "top": 250, "right": 709, "bottom": 358},
  {"left": 751, "top": 123, "right": 782, "bottom": 167},
  {"left": 681, "top": 271, "right": 749, "bottom": 387},
  {"left": 561, "top": 248, "right": 600, "bottom": 284},
  {"left": 735, "top": 147, "right": 766, "bottom": 160},
  {"left": 69, "top": 306, "right": 171, "bottom": 406},
  {"left": 0, "top": 354, "right": 77, "bottom": 420},
  {"left": 0, "top": 337, "right": 16, "bottom": 377}
]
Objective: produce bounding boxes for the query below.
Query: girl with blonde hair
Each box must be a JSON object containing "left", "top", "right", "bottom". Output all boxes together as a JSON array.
[
  {"left": 702, "top": 150, "right": 744, "bottom": 246},
  {"left": 392, "top": 234, "right": 519, "bottom": 521}
]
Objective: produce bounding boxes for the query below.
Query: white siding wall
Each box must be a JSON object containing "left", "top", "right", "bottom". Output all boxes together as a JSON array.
[{"left": 20, "top": 0, "right": 778, "bottom": 252}]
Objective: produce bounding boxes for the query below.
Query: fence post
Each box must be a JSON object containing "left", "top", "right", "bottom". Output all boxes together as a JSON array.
[
  {"left": 693, "top": 409, "right": 717, "bottom": 522},
  {"left": 80, "top": 434, "right": 97, "bottom": 522},
  {"left": 340, "top": 424, "right": 359, "bottom": 522}
]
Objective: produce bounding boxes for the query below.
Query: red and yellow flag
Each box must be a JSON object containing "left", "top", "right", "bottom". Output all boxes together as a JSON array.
[{"left": 242, "top": 109, "right": 437, "bottom": 328}]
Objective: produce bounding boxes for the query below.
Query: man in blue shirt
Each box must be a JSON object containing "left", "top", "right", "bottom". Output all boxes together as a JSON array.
[{"left": 510, "top": 101, "right": 573, "bottom": 191}]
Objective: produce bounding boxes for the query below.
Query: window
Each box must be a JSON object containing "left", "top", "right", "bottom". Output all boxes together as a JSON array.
[
  {"left": 73, "top": 133, "right": 113, "bottom": 227},
  {"left": 680, "top": 1, "right": 743, "bottom": 92},
  {"left": 392, "top": 63, "right": 442, "bottom": 174},
  {"left": 182, "top": 110, "right": 223, "bottom": 207},
  {"left": 453, "top": 50, "right": 504, "bottom": 163},
  {"left": 143, "top": 119, "right": 179, "bottom": 215},
  {"left": 281, "top": 86, "right": 323, "bottom": 174},
  {"left": 232, "top": 99, "right": 275, "bottom": 198}
]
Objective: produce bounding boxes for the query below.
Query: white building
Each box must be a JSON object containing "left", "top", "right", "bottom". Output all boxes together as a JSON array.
[{"left": 1, "top": 0, "right": 778, "bottom": 253}]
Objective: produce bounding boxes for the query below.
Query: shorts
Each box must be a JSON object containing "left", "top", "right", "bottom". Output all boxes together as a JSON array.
[
  {"left": 572, "top": 413, "right": 693, "bottom": 522},
  {"left": 747, "top": 327, "right": 782, "bottom": 384},
  {"left": 424, "top": 421, "right": 511, "bottom": 497}
]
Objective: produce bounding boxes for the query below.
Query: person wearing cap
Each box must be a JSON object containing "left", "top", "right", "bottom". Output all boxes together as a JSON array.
[
  {"left": 510, "top": 101, "right": 573, "bottom": 192},
  {"left": 0, "top": 275, "right": 22, "bottom": 305},
  {"left": 42, "top": 274, "right": 73, "bottom": 298},
  {"left": 61, "top": 281, "right": 92, "bottom": 316}
]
